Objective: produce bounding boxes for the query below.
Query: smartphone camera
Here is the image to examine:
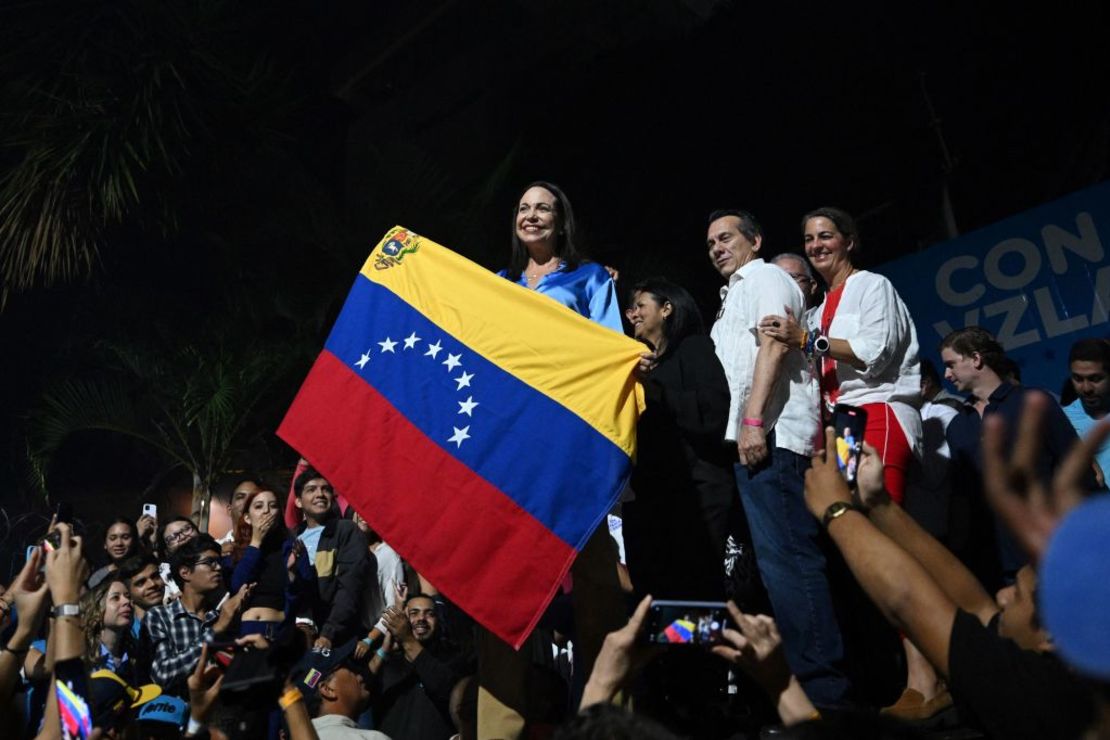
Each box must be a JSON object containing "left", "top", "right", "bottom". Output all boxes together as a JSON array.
[
  {"left": 642, "top": 600, "right": 728, "bottom": 647},
  {"left": 832, "top": 403, "right": 867, "bottom": 486}
]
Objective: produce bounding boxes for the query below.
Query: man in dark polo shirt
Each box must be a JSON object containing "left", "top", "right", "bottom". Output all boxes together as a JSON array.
[{"left": 940, "top": 327, "right": 1097, "bottom": 588}]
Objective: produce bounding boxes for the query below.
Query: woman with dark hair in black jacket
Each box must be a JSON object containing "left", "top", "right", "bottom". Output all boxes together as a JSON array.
[{"left": 623, "top": 277, "right": 740, "bottom": 601}]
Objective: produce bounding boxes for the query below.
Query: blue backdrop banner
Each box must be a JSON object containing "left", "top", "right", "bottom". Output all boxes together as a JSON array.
[{"left": 880, "top": 180, "right": 1110, "bottom": 394}]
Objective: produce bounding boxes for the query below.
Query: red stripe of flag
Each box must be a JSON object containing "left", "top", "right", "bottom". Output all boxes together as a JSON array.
[{"left": 278, "top": 351, "right": 577, "bottom": 647}]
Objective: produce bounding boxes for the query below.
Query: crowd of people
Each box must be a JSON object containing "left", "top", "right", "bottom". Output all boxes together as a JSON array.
[{"left": 2, "top": 180, "right": 1109, "bottom": 739}]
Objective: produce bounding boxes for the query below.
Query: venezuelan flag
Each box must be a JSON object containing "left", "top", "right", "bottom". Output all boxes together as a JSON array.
[
  {"left": 56, "top": 680, "right": 92, "bottom": 739},
  {"left": 663, "top": 619, "right": 696, "bottom": 644},
  {"left": 278, "top": 227, "right": 644, "bottom": 648}
]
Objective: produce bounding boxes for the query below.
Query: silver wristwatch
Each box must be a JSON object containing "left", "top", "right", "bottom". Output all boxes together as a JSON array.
[{"left": 51, "top": 603, "right": 80, "bottom": 618}]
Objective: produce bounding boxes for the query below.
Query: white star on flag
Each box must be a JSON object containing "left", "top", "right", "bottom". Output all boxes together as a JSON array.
[
  {"left": 355, "top": 352, "right": 371, "bottom": 369},
  {"left": 403, "top": 332, "right": 421, "bottom": 350},
  {"left": 448, "top": 425, "right": 471, "bottom": 448},
  {"left": 458, "top": 396, "right": 478, "bottom": 416},
  {"left": 378, "top": 337, "right": 397, "bottom": 353},
  {"left": 425, "top": 340, "right": 443, "bottom": 359},
  {"left": 443, "top": 353, "right": 462, "bottom": 371},
  {"left": 455, "top": 371, "right": 474, "bottom": 390}
]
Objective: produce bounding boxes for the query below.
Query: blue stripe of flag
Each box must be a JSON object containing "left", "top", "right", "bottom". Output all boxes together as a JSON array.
[{"left": 323, "top": 275, "right": 630, "bottom": 550}]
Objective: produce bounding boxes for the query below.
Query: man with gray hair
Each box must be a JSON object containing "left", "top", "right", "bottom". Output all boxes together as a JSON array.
[{"left": 771, "top": 252, "right": 820, "bottom": 310}]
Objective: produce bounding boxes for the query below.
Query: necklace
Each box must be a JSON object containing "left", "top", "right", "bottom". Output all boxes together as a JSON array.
[{"left": 526, "top": 260, "right": 560, "bottom": 282}]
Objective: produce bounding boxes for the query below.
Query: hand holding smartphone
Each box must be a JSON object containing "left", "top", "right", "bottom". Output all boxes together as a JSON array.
[
  {"left": 832, "top": 404, "right": 867, "bottom": 487},
  {"left": 638, "top": 600, "right": 729, "bottom": 647}
]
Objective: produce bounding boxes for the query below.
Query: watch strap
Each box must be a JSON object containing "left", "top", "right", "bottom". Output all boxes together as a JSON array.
[
  {"left": 51, "top": 603, "right": 80, "bottom": 618},
  {"left": 822, "top": 501, "right": 860, "bottom": 528}
]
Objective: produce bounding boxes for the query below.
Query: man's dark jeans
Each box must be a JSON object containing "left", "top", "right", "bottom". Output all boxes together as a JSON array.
[{"left": 735, "top": 443, "right": 851, "bottom": 708}]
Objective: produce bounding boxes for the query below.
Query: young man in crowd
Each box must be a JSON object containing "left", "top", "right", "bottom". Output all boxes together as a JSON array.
[
  {"left": 372, "top": 594, "right": 469, "bottom": 740},
  {"left": 118, "top": 554, "right": 166, "bottom": 684},
  {"left": 218, "top": 477, "right": 261, "bottom": 550},
  {"left": 804, "top": 414, "right": 1095, "bottom": 739},
  {"left": 293, "top": 467, "right": 370, "bottom": 649},
  {"left": 1062, "top": 337, "right": 1110, "bottom": 483},
  {"left": 144, "top": 535, "right": 250, "bottom": 696},
  {"left": 292, "top": 640, "right": 392, "bottom": 740},
  {"left": 942, "top": 327, "right": 1096, "bottom": 588},
  {"left": 119, "top": 555, "right": 165, "bottom": 632},
  {"left": 706, "top": 209, "right": 850, "bottom": 708}
]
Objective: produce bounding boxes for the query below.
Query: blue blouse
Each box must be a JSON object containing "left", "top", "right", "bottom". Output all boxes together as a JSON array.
[{"left": 499, "top": 261, "right": 623, "bottom": 333}]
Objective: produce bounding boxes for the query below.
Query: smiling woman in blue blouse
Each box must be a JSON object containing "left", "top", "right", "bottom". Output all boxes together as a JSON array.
[
  {"left": 481, "top": 181, "right": 625, "bottom": 736},
  {"left": 499, "top": 180, "right": 622, "bottom": 333}
]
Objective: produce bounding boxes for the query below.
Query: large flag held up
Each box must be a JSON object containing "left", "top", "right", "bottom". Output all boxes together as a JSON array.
[{"left": 277, "top": 227, "right": 645, "bottom": 648}]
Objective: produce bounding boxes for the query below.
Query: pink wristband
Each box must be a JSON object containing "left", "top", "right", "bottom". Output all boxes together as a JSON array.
[{"left": 741, "top": 417, "right": 764, "bottom": 428}]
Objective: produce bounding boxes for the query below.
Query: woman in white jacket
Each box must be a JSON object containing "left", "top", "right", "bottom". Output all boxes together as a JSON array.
[{"left": 759, "top": 206, "right": 922, "bottom": 504}]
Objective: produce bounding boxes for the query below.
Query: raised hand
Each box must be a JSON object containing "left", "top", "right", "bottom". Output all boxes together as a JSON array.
[
  {"left": 804, "top": 427, "right": 853, "bottom": 520},
  {"left": 854, "top": 441, "right": 889, "bottom": 511},
  {"left": 187, "top": 644, "right": 224, "bottom": 724},
  {"left": 579, "top": 594, "right": 655, "bottom": 708},
  {"left": 381, "top": 605, "right": 413, "bottom": 645},
  {"left": 44, "top": 522, "right": 86, "bottom": 604},
  {"left": 711, "top": 601, "right": 791, "bottom": 692},
  {"left": 5, "top": 550, "right": 49, "bottom": 642},
  {"left": 982, "top": 392, "right": 1110, "bottom": 562},
  {"left": 251, "top": 511, "right": 277, "bottom": 546}
]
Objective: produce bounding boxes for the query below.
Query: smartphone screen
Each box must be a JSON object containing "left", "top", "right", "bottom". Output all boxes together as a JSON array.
[
  {"left": 641, "top": 600, "right": 728, "bottom": 646},
  {"left": 54, "top": 658, "right": 92, "bottom": 739},
  {"left": 832, "top": 404, "right": 868, "bottom": 486}
]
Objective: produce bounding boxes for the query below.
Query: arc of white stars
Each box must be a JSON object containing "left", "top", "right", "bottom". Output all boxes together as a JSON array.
[
  {"left": 403, "top": 332, "right": 421, "bottom": 350},
  {"left": 425, "top": 340, "right": 443, "bottom": 359},
  {"left": 378, "top": 337, "right": 397, "bottom": 353},
  {"left": 454, "top": 371, "right": 474, "bottom": 390},
  {"left": 355, "top": 351, "right": 371, "bottom": 369},
  {"left": 448, "top": 425, "right": 471, "bottom": 448},
  {"left": 442, "top": 353, "right": 462, "bottom": 372},
  {"left": 458, "top": 396, "right": 478, "bottom": 416}
]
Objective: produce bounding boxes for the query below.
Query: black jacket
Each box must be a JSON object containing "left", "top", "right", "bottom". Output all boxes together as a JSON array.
[{"left": 296, "top": 518, "right": 369, "bottom": 642}]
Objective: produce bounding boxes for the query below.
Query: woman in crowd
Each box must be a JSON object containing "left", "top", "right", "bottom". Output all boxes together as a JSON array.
[
  {"left": 80, "top": 577, "right": 137, "bottom": 680},
  {"left": 759, "top": 207, "right": 934, "bottom": 719},
  {"left": 228, "top": 488, "right": 308, "bottom": 639},
  {"left": 759, "top": 207, "right": 922, "bottom": 502},
  {"left": 231, "top": 487, "right": 310, "bottom": 639},
  {"left": 623, "top": 277, "right": 736, "bottom": 600},
  {"left": 87, "top": 517, "right": 142, "bottom": 588}
]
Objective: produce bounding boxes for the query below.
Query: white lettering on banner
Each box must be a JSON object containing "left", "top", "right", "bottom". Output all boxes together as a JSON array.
[
  {"left": 928, "top": 212, "right": 1108, "bottom": 349},
  {"left": 1044, "top": 212, "right": 1103, "bottom": 274},
  {"left": 935, "top": 256, "right": 984, "bottom": 306},
  {"left": 983, "top": 295, "right": 1041, "bottom": 350},
  {"left": 1034, "top": 287, "right": 1089, "bottom": 337},
  {"left": 1091, "top": 263, "right": 1110, "bottom": 325},
  {"left": 984, "top": 238, "right": 1041, "bottom": 291}
]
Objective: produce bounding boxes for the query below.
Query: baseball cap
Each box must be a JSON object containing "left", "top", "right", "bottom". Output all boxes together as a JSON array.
[
  {"left": 1040, "top": 493, "right": 1110, "bottom": 680},
  {"left": 89, "top": 670, "right": 161, "bottom": 728},
  {"left": 289, "top": 639, "right": 360, "bottom": 697},
  {"left": 137, "top": 695, "right": 188, "bottom": 728}
]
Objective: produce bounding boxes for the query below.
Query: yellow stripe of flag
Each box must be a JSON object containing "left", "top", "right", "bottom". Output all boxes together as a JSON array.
[{"left": 361, "top": 227, "right": 645, "bottom": 457}]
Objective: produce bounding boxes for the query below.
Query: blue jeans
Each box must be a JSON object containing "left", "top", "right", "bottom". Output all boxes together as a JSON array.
[{"left": 735, "top": 445, "right": 851, "bottom": 708}]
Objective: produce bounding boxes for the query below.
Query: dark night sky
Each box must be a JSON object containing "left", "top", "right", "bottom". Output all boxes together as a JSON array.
[{"left": 0, "top": 0, "right": 1107, "bottom": 547}]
